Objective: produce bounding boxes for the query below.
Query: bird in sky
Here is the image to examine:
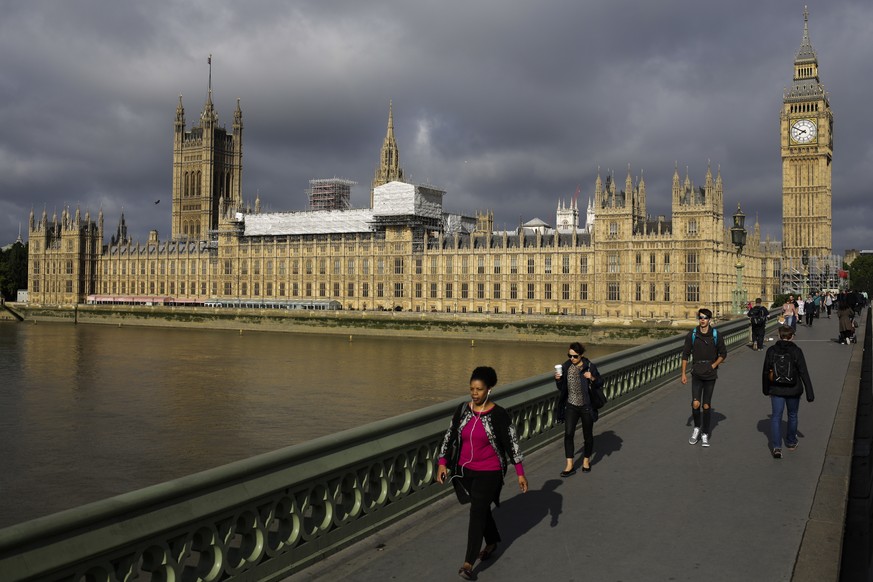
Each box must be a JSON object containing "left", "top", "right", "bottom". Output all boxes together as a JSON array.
[{"left": 154, "top": 200, "right": 160, "bottom": 205}]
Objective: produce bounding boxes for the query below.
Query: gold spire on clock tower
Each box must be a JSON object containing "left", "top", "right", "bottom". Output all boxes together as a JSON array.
[{"left": 780, "top": 6, "right": 833, "bottom": 261}]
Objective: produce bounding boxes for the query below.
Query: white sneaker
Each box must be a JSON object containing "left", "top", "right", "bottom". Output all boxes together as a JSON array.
[
  {"left": 689, "top": 427, "right": 700, "bottom": 445},
  {"left": 701, "top": 433, "right": 710, "bottom": 447}
]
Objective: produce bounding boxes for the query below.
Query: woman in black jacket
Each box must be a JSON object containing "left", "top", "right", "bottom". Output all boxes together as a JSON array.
[
  {"left": 554, "top": 342, "right": 600, "bottom": 476},
  {"left": 436, "top": 366, "right": 528, "bottom": 579},
  {"left": 762, "top": 326, "right": 815, "bottom": 459}
]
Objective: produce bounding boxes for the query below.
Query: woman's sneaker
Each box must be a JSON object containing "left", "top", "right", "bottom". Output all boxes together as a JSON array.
[
  {"left": 772, "top": 448, "right": 782, "bottom": 459},
  {"left": 701, "top": 433, "right": 710, "bottom": 447},
  {"left": 689, "top": 427, "right": 700, "bottom": 445}
]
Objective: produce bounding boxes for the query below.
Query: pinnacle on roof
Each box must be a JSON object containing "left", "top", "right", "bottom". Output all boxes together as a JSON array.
[
  {"left": 795, "top": 6, "right": 817, "bottom": 63},
  {"left": 201, "top": 54, "right": 217, "bottom": 122},
  {"left": 387, "top": 99, "right": 395, "bottom": 138}
]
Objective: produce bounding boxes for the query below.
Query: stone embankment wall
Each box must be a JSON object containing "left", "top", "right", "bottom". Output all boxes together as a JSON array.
[{"left": 11, "top": 304, "right": 688, "bottom": 344}]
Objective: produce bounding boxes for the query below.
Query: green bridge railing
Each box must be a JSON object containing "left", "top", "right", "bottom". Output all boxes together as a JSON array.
[{"left": 0, "top": 315, "right": 772, "bottom": 581}]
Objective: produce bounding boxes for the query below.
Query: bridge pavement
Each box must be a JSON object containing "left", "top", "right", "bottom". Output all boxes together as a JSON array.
[{"left": 288, "top": 312, "right": 864, "bottom": 582}]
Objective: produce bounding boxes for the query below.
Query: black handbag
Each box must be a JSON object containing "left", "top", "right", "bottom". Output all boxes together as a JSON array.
[
  {"left": 589, "top": 382, "right": 607, "bottom": 410},
  {"left": 451, "top": 475, "right": 471, "bottom": 504}
]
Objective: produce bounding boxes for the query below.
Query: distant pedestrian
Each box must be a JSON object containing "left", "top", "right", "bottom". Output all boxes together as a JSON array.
[
  {"left": 554, "top": 342, "right": 601, "bottom": 476},
  {"left": 824, "top": 292, "right": 833, "bottom": 318},
  {"left": 747, "top": 298, "right": 769, "bottom": 351},
  {"left": 436, "top": 366, "right": 528, "bottom": 580},
  {"left": 803, "top": 294, "right": 816, "bottom": 327},
  {"left": 782, "top": 296, "right": 798, "bottom": 331},
  {"left": 848, "top": 289, "right": 861, "bottom": 317},
  {"left": 762, "top": 326, "right": 814, "bottom": 458},
  {"left": 681, "top": 308, "right": 728, "bottom": 447},
  {"left": 838, "top": 302, "right": 855, "bottom": 345}
]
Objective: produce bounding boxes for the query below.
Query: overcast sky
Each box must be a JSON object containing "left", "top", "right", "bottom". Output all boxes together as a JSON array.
[{"left": 1, "top": 1, "right": 871, "bottom": 254}]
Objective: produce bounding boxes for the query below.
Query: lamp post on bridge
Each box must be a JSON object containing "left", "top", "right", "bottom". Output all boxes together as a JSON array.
[
  {"left": 801, "top": 250, "right": 810, "bottom": 298},
  {"left": 730, "top": 204, "right": 747, "bottom": 315}
]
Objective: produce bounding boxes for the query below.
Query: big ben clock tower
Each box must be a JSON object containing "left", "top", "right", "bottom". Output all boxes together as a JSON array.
[{"left": 781, "top": 7, "right": 833, "bottom": 262}]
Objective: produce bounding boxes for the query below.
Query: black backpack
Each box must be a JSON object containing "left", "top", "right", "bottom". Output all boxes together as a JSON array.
[
  {"left": 750, "top": 307, "right": 766, "bottom": 327},
  {"left": 769, "top": 348, "right": 797, "bottom": 386}
]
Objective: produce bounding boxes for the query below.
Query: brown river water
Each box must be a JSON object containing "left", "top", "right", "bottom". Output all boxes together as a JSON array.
[{"left": 0, "top": 321, "right": 621, "bottom": 527}]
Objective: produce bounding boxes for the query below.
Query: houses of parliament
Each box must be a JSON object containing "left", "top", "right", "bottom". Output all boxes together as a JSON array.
[{"left": 26, "top": 10, "right": 836, "bottom": 321}]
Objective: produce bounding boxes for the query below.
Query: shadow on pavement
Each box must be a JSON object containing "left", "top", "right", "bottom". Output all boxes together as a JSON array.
[
  {"left": 683, "top": 411, "right": 728, "bottom": 434},
  {"left": 756, "top": 416, "right": 806, "bottom": 449},
  {"left": 590, "top": 429, "right": 623, "bottom": 466},
  {"left": 476, "top": 478, "right": 564, "bottom": 576}
]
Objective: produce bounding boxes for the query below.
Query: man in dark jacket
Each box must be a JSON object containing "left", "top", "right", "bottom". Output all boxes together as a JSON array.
[
  {"left": 747, "top": 298, "right": 769, "bottom": 351},
  {"left": 803, "top": 295, "right": 816, "bottom": 327},
  {"left": 762, "top": 325, "right": 814, "bottom": 459},
  {"left": 681, "top": 308, "right": 728, "bottom": 447}
]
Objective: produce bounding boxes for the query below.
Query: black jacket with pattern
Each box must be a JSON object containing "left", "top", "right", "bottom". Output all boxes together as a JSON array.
[{"left": 438, "top": 402, "right": 524, "bottom": 478}]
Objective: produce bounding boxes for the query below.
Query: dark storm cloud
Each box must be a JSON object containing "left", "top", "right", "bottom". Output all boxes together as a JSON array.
[{"left": 1, "top": 0, "right": 870, "bottom": 254}]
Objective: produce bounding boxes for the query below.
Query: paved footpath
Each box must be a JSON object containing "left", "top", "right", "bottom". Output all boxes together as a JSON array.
[{"left": 289, "top": 313, "right": 864, "bottom": 582}]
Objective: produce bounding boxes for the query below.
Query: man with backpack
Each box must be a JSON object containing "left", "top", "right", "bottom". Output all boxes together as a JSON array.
[
  {"left": 747, "top": 298, "right": 769, "bottom": 351},
  {"left": 762, "top": 325, "right": 814, "bottom": 459},
  {"left": 681, "top": 308, "right": 728, "bottom": 447}
]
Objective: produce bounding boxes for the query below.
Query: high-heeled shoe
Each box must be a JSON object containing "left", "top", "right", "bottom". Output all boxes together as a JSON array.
[{"left": 581, "top": 464, "right": 591, "bottom": 473}]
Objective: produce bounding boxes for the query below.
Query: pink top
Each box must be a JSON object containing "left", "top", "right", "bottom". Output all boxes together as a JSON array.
[{"left": 440, "top": 409, "right": 525, "bottom": 476}]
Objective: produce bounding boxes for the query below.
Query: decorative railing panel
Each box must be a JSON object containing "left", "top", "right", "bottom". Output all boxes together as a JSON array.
[{"left": 0, "top": 316, "right": 771, "bottom": 581}]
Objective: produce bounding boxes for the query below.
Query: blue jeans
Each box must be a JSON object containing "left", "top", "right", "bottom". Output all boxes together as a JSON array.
[{"left": 770, "top": 395, "right": 800, "bottom": 449}]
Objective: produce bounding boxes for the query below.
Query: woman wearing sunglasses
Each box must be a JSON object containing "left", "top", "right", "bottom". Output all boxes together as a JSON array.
[{"left": 554, "top": 342, "right": 600, "bottom": 476}]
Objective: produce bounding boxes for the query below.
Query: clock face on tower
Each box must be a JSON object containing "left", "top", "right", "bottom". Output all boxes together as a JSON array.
[{"left": 790, "top": 119, "right": 817, "bottom": 144}]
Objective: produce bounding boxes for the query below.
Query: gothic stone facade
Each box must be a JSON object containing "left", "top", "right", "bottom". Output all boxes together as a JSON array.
[{"left": 28, "top": 169, "right": 781, "bottom": 321}]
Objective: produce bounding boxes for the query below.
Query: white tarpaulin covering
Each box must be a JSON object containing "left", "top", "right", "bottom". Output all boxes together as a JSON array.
[
  {"left": 373, "top": 181, "right": 443, "bottom": 219},
  {"left": 244, "top": 208, "right": 374, "bottom": 236},
  {"left": 242, "top": 181, "right": 446, "bottom": 237}
]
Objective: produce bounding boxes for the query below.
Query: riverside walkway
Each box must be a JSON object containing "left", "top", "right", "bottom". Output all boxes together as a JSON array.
[{"left": 289, "top": 314, "right": 865, "bottom": 581}]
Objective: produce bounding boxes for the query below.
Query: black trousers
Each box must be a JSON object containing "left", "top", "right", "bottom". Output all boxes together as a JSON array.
[
  {"left": 459, "top": 469, "right": 503, "bottom": 564},
  {"left": 564, "top": 404, "right": 594, "bottom": 459},
  {"left": 751, "top": 324, "right": 765, "bottom": 348},
  {"left": 805, "top": 311, "right": 814, "bottom": 326},
  {"left": 691, "top": 377, "right": 717, "bottom": 433}
]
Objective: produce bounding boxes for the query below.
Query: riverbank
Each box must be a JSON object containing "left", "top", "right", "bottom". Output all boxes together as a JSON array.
[{"left": 8, "top": 303, "right": 690, "bottom": 344}]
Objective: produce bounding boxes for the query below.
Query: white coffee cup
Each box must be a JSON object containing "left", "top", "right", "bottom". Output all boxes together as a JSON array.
[{"left": 554, "top": 364, "right": 563, "bottom": 377}]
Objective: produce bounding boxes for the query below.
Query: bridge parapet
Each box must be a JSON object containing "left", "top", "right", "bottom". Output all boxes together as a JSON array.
[{"left": 0, "top": 314, "right": 771, "bottom": 581}]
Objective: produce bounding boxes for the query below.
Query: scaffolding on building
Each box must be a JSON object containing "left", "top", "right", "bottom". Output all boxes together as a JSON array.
[
  {"left": 779, "top": 253, "right": 844, "bottom": 295},
  {"left": 307, "top": 178, "right": 356, "bottom": 211}
]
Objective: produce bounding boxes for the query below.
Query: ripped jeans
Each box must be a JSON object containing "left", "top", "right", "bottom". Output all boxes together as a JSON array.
[{"left": 691, "top": 377, "right": 716, "bottom": 434}]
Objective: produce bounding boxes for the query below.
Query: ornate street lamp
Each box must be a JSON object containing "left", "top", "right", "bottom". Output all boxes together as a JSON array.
[
  {"left": 801, "top": 250, "right": 810, "bottom": 296},
  {"left": 730, "top": 204, "right": 748, "bottom": 315}
]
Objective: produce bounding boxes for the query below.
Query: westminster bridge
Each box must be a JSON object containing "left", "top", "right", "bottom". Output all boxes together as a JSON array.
[{"left": 0, "top": 309, "right": 869, "bottom": 581}]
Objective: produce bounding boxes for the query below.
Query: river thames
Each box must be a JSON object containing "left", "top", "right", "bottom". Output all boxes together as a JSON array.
[{"left": 0, "top": 321, "right": 623, "bottom": 528}]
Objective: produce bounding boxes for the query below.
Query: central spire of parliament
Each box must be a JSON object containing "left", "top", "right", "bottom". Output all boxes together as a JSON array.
[{"left": 371, "top": 100, "right": 404, "bottom": 207}]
